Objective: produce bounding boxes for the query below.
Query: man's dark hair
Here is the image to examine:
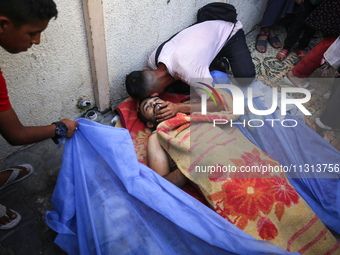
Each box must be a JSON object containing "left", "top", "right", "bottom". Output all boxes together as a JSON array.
[
  {"left": 137, "top": 109, "right": 149, "bottom": 126},
  {"left": 0, "top": 0, "right": 58, "bottom": 27},
  {"left": 125, "top": 71, "right": 151, "bottom": 100}
]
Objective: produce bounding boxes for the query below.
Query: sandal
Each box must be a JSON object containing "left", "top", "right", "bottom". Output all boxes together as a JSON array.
[
  {"left": 0, "top": 164, "right": 34, "bottom": 191},
  {"left": 295, "top": 48, "right": 307, "bottom": 60},
  {"left": 255, "top": 34, "right": 267, "bottom": 53},
  {"left": 0, "top": 204, "right": 21, "bottom": 230},
  {"left": 276, "top": 49, "right": 290, "bottom": 61},
  {"left": 267, "top": 35, "right": 281, "bottom": 49},
  {"left": 315, "top": 118, "right": 332, "bottom": 131}
]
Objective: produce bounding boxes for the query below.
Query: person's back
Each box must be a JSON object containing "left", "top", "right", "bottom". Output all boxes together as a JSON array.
[{"left": 148, "top": 20, "right": 242, "bottom": 87}]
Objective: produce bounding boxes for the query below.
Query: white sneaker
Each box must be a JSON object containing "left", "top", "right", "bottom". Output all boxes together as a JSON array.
[{"left": 315, "top": 118, "right": 332, "bottom": 130}]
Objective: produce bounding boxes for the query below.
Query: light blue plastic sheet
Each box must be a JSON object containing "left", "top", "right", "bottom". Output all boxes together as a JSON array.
[
  {"left": 211, "top": 71, "right": 340, "bottom": 234},
  {"left": 46, "top": 118, "right": 297, "bottom": 255}
]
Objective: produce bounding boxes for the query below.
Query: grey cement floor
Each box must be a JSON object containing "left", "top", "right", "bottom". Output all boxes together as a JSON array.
[{"left": 0, "top": 109, "right": 116, "bottom": 255}]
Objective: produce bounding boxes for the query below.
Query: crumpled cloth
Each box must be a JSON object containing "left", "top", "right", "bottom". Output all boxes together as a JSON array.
[{"left": 46, "top": 118, "right": 296, "bottom": 255}]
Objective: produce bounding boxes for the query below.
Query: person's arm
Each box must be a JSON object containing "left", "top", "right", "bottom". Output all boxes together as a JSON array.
[
  {"left": 155, "top": 98, "right": 224, "bottom": 122},
  {"left": 0, "top": 107, "right": 78, "bottom": 145},
  {"left": 147, "top": 133, "right": 187, "bottom": 188}
]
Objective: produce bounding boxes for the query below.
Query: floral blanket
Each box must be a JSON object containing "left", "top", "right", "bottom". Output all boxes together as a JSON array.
[
  {"left": 156, "top": 89, "right": 340, "bottom": 254},
  {"left": 114, "top": 93, "right": 209, "bottom": 205}
]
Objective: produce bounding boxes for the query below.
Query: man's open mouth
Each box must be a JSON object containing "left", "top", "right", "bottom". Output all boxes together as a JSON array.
[{"left": 153, "top": 103, "right": 162, "bottom": 114}]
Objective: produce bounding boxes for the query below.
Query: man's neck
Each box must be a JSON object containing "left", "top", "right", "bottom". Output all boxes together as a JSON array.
[{"left": 154, "top": 63, "right": 176, "bottom": 92}]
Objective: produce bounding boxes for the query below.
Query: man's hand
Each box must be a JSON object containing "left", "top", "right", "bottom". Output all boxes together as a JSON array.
[
  {"left": 155, "top": 101, "right": 180, "bottom": 122},
  {"left": 60, "top": 119, "right": 79, "bottom": 138}
]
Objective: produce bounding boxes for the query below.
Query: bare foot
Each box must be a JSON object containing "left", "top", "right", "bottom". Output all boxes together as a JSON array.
[
  {"left": 256, "top": 34, "right": 268, "bottom": 53},
  {"left": 268, "top": 29, "right": 282, "bottom": 48},
  {"left": 0, "top": 207, "right": 17, "bottom": 227},
  {"left": 287, "top": 70, "right": 308, "bottom": 87},
  {"left": 276, "top": 49, "right": 290, "bottom": 61}
]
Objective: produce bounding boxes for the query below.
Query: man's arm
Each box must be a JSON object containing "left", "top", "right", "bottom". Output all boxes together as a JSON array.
[
  {"left": 147, "top": 133, "right": 187, "bottom": 188},
  {"left": 155, "top": 98, "right": 224, "bottom": 122},
  {"left": 0, "top": 107, "right": 78, "bottom": 145}
]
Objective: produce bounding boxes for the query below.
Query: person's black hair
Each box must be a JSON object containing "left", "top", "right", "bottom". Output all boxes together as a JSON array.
[
  {"left": 125, "top": 71, "right": 151, "bottom": 100},
  {"left": 137, "top": 109, "right": 149, "bottom": 126},
  {"left": 0, "top": 0, "right": 58, "bottom": 27}
]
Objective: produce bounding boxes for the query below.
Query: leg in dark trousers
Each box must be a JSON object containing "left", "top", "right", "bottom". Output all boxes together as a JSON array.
[
  {"left": 320, "top": 76, "right": 340, "bottom": 129},
  {"left": 217, "top": 29, "right": 256, "bottom": 86},
  {"left": 283, "top": 0, "right": 317, "bottom": 50}
]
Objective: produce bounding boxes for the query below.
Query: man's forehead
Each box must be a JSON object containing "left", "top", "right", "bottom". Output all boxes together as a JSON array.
[{"left": 140, "top": 96, "right": 160, "bottom": 108}]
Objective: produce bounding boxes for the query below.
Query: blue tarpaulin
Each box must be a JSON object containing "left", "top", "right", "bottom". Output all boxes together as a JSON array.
[
  {"left": 46, "top": 72, "right": 339, "bottom": 254},
  {"left": 46, "top": 118, "right": 298, "bottom": 255}
]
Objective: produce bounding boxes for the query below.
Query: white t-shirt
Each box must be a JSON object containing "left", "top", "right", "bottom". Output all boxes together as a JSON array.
[
  {"left": 324, "top": 36, "right": 340, "bottom": 70},
  {"left": 148, "top": 20, "right": 242, "bottom": 96}
]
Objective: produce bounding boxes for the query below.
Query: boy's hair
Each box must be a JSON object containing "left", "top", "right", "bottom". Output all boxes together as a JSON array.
[
  {"left": 125, "top": 71, "right": 152, "bottom": 100},
  {"left": 0, "top": 0, "right": 58, "bottom": 27}
]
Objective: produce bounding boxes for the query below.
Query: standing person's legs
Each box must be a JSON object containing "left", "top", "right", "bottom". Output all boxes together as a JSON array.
[
  {"left": 285, "top": 36, "right": 336, "bottom": 90},
  {"left": 278, "top": 0, "right": 317, "bottom": 61},
  {"left": 319, "top": 76, "right": 340, "bottom": 129},
  {"left": 292, "top": 36, "right": 336, "bottom": 78},
  {"left": 218, "top": 29, "right": 255, "bottom": 86},
  {"left": 282, "top": 0, "right": 316, "bottom": 50}
]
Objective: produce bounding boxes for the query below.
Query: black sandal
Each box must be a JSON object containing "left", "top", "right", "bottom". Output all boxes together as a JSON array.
[
  {"left": 267, "top": 35, "right": 281, "bottom": 49},
  {"left": 255, "top": 34, "right": 267, "bottom": 53}
]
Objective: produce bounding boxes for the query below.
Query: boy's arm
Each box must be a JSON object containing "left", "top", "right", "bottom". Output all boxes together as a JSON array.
[
  {"left": 147, "top": 133, "right": 187, "bottom": 188},
  {"left": 0, "top": 107, "right": 78, "bottom": 145}
]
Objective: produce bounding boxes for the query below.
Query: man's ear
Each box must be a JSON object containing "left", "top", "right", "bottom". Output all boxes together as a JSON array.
[
  {"left": 146, "top": 122, "right": 154, "bottom": 129},
  {"left": 0, "top": 16, "right": 12, "bottom": 33}
]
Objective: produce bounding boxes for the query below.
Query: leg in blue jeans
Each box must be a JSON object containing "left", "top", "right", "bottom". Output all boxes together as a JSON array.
[{"left": 216, "top": 29, "right": 255, "bottom": 86}]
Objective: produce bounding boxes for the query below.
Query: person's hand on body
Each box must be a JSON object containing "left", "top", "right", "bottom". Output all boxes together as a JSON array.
[{"left": 155, "top": 101, "right": 180, "bottom": 122}]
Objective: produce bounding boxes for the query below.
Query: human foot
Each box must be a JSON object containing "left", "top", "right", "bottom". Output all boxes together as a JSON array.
[
  {"left": 267, "top": 29, "right": 282, "bottom": 48},
  {"left": 256, "top": 34, "right": 268, "bottom": 53},
  {"left": 287, "top": 70, "right": 309, "bottom": 88},
  {"left": 295, "top": 48, "right": 307, "bottom": 60},
  {"left": 276, "top": 49, "right": 290, "bottom": 61},
  {"left": 284, "top": 71, "right": 315, "bottom": 93},
  {"left": 0, "top": 164, "right": 34, "bottom": 190},
  {"left": 0, "top": 204, "right": 21, "bottom": 230}
]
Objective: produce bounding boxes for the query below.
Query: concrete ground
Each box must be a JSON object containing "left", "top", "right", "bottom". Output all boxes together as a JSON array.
[{"left": 0, "top": 110, "right": 116, "bottom": 255}]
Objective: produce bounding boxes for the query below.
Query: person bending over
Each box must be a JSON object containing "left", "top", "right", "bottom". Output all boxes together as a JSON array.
[{"left": 126, "top": 20, "right": 255, "bottom": 102}]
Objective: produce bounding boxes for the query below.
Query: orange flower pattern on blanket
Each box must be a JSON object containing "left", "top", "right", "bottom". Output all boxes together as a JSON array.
[
  {"left": 209, "top": 177, "right": 300, "bottom": 240},
  {"left": 230, "top": 148, "right": 280, "bottom": 178},
  {"left": 130, "top": 129, "right": 152, "bottom": 165},
  {"left": 155, "top": 90, "right": 340, "bottom": 253},
  {"left": 208, "top": 148, "right": 300, "bottom": 241}
]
